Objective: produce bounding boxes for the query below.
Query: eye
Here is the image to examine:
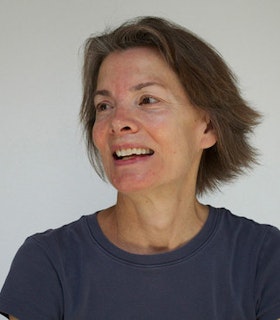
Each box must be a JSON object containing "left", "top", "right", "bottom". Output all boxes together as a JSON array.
[
  {"left": 95, "top": 102, "right": 111, "bottom": 113},
  {"left": 139, "top": 96, "right": 159, "bottom": 105}
]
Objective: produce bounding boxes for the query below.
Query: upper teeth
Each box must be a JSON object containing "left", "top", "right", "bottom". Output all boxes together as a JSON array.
[{"left": 115, "top": 148, "right": 152, "bottom": 157}]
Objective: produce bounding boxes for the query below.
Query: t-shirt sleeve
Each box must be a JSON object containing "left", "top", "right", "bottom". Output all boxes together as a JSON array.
[
  {"left": 255, "top": 226, "right": 280, "bottom": 320},
  {"left": 0, "top": 236, "right": 64, "bottom": 320}
]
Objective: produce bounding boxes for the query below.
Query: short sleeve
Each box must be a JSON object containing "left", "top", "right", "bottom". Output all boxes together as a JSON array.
[
  {"left": 255, "top": 226, "right": 280, "bottom": 320},
  {"left": 0, "top": 236, "right": 64, "bottom": 320}
]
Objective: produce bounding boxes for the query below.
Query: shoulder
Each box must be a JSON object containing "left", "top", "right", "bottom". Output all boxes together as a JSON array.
[
  {"left": 21, "top": 213, "right": 98, "bottom": 262},
  {"left": 3, "top": 213, "right": 99, "bottom": 293},
  {"left": 213, "top": 206, "right": 280, "bottom": 241},
  {"left": 0, "top": 215, "right": 97, "bottom": 320},
  {"left": 29, "top": 213, "right": 95, "bottom": 240},
  {"left": 211, "top": 206, "right": 280, "bottom": 261}
]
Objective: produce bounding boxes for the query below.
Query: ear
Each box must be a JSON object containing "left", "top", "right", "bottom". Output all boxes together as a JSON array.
[{"left": 200, "top": 114, "right": 217, "bottom": 149}]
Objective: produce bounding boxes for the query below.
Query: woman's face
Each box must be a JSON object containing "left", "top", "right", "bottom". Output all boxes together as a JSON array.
[{"left": 92, "top": 47, "right": 216, "bottom": 194}]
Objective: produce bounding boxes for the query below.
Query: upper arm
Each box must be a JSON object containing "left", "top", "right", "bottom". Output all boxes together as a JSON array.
[
  {"left": 0, "top": 237, "right": 63, "bottom": 319},
  {"left": 255, "top": 227, "right": 280, "bottom": 319}
]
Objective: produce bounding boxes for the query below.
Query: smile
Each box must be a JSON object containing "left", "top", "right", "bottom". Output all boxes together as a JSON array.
[{"left": 113, "top": 148, "right": 154, "bottom": 160}]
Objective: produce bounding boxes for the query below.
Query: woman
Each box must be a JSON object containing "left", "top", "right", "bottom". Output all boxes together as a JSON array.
[{"left": 1, "top": 16, "right": 280, "bottom": 320}]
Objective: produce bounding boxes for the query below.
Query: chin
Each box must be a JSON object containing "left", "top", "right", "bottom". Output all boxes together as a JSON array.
[{"left": 110, "top": 175, "right": 156, "bottom": 194}]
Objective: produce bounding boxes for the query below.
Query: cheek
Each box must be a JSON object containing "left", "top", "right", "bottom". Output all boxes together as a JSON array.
[
  {"left": 91, "top": 123, "right": 104, "bottom": 151},
  {"left": 173, "top": 121, "right": 203, "bottom": 157}
]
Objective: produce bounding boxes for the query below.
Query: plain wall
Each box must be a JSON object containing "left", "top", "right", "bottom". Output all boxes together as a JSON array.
[{"left": 1, "top": 0, "right": 279, "bottom": 310}]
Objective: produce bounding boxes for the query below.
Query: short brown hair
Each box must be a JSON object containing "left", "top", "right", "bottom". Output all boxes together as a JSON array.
[{"left": 80, "top": 16, "right": 261, "bottom": 194}]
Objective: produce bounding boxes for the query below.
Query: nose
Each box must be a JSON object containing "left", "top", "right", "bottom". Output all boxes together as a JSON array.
[{"left": 110, "top": 106, "right": 139, "bottom": 135}]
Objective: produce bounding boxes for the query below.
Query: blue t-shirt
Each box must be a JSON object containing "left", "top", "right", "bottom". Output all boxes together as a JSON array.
[{"left": 0, "top": 206, "right": 280, "bottom": 319}]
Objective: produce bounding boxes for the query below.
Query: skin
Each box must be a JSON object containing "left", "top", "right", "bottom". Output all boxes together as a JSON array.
[{"left": 93, "top": 47, "right": 217, "bottom": 254}]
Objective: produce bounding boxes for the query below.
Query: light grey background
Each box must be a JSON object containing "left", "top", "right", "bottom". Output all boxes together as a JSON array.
[{"left": 1, "top": 0, "right": 279, "bottom": 310}]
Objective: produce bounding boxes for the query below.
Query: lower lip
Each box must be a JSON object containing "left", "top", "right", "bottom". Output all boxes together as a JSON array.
[{"left": 113, "top": 154, "right": 153, "bottom": 166}]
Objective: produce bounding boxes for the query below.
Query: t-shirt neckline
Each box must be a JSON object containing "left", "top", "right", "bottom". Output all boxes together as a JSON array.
[{"left": 86, "top": 205, "right": 219, "bottom": 267}]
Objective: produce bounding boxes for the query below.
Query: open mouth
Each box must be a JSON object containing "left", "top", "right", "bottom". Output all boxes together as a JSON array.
[{"left": 113, "top": 148, "right": 154, "bottom": 160}]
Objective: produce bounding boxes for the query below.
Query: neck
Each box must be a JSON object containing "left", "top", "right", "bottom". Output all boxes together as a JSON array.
[{"left": 98, "top": 185, "right": 208, "bottom": 254}]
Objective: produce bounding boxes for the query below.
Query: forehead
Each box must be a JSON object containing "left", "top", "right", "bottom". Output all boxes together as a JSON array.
[{"left": 96, "top": 47, "right": 178, "bottom": 90}]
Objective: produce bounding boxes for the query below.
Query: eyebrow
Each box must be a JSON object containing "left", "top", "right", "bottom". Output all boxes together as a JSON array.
[
  {"left": 93, "top": 89, "right": 111, "bottom": 99},
  {"left": 93, "top": 82, "right": 164, "bottom": 99},
  {"left": 131, "top": 81, "right": 164, "bottom": 91}
]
